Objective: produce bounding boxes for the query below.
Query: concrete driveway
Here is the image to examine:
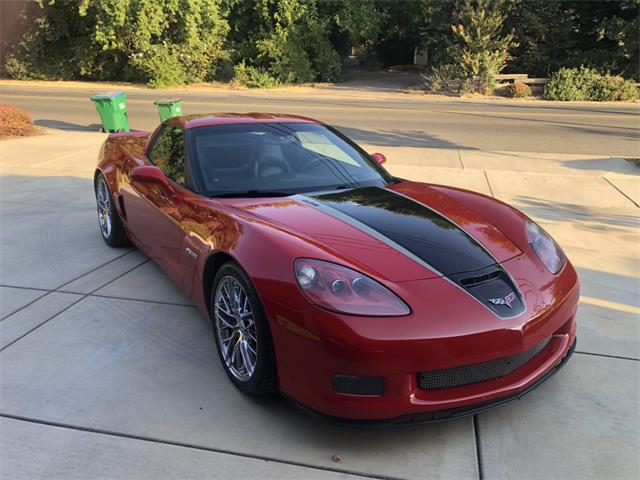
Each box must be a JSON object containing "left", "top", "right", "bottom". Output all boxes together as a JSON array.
[{"left": 0, "top": 129, "right": 638, "bottom": 479}]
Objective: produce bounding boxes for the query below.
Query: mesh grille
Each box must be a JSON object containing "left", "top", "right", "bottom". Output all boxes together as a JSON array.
[{"left": 417, "top": 337, "right": 551, "bottom": 390}]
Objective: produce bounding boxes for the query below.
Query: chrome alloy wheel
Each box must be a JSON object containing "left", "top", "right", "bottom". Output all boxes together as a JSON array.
[
  {"left": 96, "top": 177, "right": 112, "bottom": 239},
  {"left": 214, "top": 276, "right": 258, "bottom": 382}
]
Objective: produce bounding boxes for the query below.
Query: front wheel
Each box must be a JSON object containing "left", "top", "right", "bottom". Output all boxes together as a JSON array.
[
  {"left": 211, "top": 262, "right": 276, "bottom": 395},
  {"left": 94, "top": 173, "right": 130, "bottom": 247}
]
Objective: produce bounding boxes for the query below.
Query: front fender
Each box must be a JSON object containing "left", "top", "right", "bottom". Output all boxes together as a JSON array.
[{"left": 430, "top": 184, "right": 531, "bottom": 252}]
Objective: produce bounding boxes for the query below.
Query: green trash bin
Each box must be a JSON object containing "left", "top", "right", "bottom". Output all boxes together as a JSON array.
[
  {"left": 90, "top": 91, "right": 129, "bottom": 133},
  {"left": 154, "top": 99, "right": 182, "bottom": 122}
]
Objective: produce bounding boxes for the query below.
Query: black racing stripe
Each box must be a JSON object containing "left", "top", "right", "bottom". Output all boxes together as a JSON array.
[{"left": 312, "top": 186, "right": 497, "bottom": 277}]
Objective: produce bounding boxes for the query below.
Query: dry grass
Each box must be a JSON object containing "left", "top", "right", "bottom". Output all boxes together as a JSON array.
[{"left": 0, "top": 104, "right": 39, "bottom": 139}]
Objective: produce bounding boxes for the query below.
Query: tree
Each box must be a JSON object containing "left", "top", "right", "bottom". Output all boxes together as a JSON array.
[
  {"left": 226, "top": 0, "right": 341, "bottom": 84},
  {"left": 332, "top": 0, "right": 430, "bottom": 66},
  {"left": 84, "top": 0, "right": 229, "bottom": 87},
  {"left": 373, "top": 0, "right": 430, "bottom": 66},
  {"left": 505, "top": 0, "right": 639, "bottom": 80},
  {"left": 334, "top": 0, "right": 389, "bottom": 53},
  {"left": 570, "top": 0, "right": 639, "bottom": 80},
  {"left": 5, "top": 0, "right": 101, "bottom": 81},
  {"left": 5, "top": 0, "right": 638, "bottom": 87},
  {"left": 451, "top": 0, "right": 516, "bottom": 93},
  {"left": 418, "top": 0, "right": 457, "bottom": 68},
  {"left": 504, "top": 0, "right": 573, "bottom": 77},
  {"left": 7, "top": 0, "right": 230, "bottom": 87},
  {"left": 255, "top": 0, "right": 340, "bottom": 83}
]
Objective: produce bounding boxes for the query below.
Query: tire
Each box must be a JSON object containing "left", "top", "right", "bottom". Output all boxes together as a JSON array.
[
  {"left": 94, "top": 173, "right": 130, "bottom": 247},
  {"left": 211, "top": 261, "right": 276, "bottom": 395}
]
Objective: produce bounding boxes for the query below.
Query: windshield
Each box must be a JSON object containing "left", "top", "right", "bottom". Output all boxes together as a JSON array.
[{"left": 187, "top": 122, "right": 394, "bottom": 197}]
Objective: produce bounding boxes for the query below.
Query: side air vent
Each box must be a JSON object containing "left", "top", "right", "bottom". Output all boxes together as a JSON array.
[
  {"left": 117, "top": 195, "right": 127, "bottom": 220},
  {"left": 459, "top": 270, "right": 501, "bottom": 286}
]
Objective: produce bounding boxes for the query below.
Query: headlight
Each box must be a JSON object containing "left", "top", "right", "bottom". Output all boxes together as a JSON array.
[
  {"left": 525, "top": 219, "right": 566, "bottom": 274},
  {"left": 294, "top": 258, "right": 410, "bottom": 316}
]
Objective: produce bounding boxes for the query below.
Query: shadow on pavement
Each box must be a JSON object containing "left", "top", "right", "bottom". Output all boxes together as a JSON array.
[
  {"left": 514, "top": 195, "right": 639, "bottom": 230},
  {"left": 461, "top": 101, "right": 640, "bottom": 117},
  {"left": 446, "top": 109, "right": 640, "bottom": 138},
  {"left": 576, "top": 267, "right": 640, "bottom": 309},
  {"left": 562, "top": 158, "right": 628, "bottom": 171},
  {"left": 323, "top": 66, "right": 421, "bottom": 93},
  {"left": 335, "top": 125, "right": 470, "bottom": 149},
  {"left": 34, "top": 119, "right": 103, "bottom": 132}
]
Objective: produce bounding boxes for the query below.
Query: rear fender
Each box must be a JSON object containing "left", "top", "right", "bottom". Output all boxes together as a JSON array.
[{"left": 95, "top": 131, "right": 150, "bottom": 218}]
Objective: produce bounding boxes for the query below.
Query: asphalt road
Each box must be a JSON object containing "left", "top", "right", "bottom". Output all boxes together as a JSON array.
[{"left": 2, "top": 83, "right": 639, "bottom": 156}]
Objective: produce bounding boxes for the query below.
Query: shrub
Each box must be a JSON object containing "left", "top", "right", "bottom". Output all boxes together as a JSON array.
[
  {"left": 129, "top": 48, "right": 188, "bottom": 89},
  {"left": 543, "top": 66, "right": 600, "bottom": 101},
  {"left": 591, "top": 75, "right": 638, "bottom": 101},
  {"left": 544, "top": 66, "right": 638, "bottom": 101},
  {"left": 457, "top": 50, "right": 509, "bottom": 95},
  {"left": 507, "top": 81, "right": 532, "bottom": 98},
  {"left": 233, "top": 63, "right": 280, "bottom": 89},
  {"left": 0, "top": 104, "right": 37, "bottom": 138},
  {"left": 424, "top": 64, "right": 462, "bottom": 93}
]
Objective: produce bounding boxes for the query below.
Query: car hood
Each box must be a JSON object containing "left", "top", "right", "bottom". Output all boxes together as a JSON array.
[{"left": 228, "top": 181, "right": 522, "bottom": 282}]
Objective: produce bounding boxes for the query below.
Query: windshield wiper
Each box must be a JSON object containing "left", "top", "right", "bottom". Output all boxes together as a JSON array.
[{"left": 211, "top": 190, "right": 293, "bottom": 198}]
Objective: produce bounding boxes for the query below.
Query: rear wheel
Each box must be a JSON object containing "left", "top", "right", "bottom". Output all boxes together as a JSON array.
[
  {"left": 94, "top": 174, "right": 129, "bottom": 247},
  {"left": 211, "top": 262, "right": 276, "bottom": 395}
]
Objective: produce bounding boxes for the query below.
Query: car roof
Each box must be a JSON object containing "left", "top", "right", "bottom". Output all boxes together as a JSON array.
[{"left": 171, "top": 113, "right": 321, "bottom": 130}]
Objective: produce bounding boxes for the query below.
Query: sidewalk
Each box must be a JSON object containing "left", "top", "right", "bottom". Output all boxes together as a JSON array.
[{"left": 1, "top": 129, "right": 638, "bottom": 479}]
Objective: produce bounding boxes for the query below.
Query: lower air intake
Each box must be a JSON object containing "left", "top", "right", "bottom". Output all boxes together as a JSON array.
[{"left": 417, "top": 337, "right": 551, "bottom": 390}]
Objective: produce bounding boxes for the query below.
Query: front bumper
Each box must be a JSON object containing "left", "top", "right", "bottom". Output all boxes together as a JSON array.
[
  {"left": 264, "top": 257, "right": 579, "bottom": 422},
  {"left": 285, "top": 338, "right": 576, "bottom": 427}
]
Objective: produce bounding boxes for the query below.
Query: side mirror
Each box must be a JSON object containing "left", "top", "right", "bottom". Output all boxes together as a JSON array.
[
  {"left": 370, "top": 152, "right": 386, "bottom": 165},
  {"left": 130, "top": 165, "right": 175, "bottom": 195}
]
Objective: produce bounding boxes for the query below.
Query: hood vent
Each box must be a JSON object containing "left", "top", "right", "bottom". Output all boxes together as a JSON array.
[
  {"left": 459, "top": 270, "right": 501, "bottom": 287},
  {"left": 450, "top": 267, "right": 525, "bottom": 318}
]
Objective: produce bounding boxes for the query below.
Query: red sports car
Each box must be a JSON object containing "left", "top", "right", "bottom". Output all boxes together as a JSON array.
[{"left": 94, "top": 113, "right": 578, "bottom": 425}]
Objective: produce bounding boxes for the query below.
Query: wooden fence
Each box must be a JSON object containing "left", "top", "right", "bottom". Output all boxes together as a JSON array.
[
  {"left": 421, "top": 72, "right": 640, "bottom": 93},
  {"left": 495, "top": 74, "right": 549, "bottom": 88},
  {"left": 496, "top": 74, "right": 640, "bottom": 89}
]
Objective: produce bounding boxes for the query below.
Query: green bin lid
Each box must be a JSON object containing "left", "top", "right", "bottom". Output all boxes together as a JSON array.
[
  {"left": 154, "top": 99, "right": 182, "bottom": 105},
  {"left": 90, "top": 91, "right": 126, "bottom": 100}
]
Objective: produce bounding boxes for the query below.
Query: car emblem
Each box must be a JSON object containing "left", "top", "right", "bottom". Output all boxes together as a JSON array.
[
  {"left": 488, "top": 292, "right": 517, "bottom": 308},
  {"left": 184, "top": 247, "right": 198, "bottom": 259}
]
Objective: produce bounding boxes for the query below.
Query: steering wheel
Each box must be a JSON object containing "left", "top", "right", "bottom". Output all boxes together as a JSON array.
[
  {"left": 255, "top": 155, "right": 293, "bottom": 178},
  {"left": 304, "top": 156, "right": 332, "bottom": 173}
]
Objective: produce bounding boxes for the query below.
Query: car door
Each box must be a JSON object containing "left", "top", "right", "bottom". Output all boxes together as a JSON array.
[{"left": 124, "top": 125, "right": 190, "bottom": 286}]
